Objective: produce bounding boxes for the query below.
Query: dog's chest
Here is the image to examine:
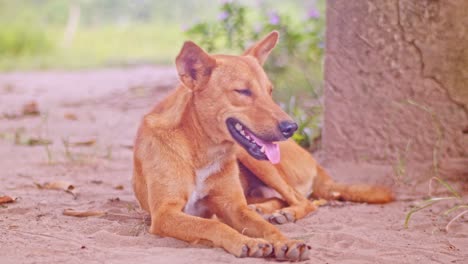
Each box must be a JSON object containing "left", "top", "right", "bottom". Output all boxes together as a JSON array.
[{"left": 183, "top": 159, "right": 223, "bottom": 216}]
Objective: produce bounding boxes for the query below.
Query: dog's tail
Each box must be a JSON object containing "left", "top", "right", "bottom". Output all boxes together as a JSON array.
[{"left": 311, "top": 165, "right": 394, "bottom": 204}]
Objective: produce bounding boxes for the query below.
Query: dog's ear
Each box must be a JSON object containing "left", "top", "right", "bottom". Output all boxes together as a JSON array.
[
  {"left": 176, "top": 41, "right": 216, "bottom": 90},
  {"left": 243, "top": 31, "right": 279, "bottom": 65}
]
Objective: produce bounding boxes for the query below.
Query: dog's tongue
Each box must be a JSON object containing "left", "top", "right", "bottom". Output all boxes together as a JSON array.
[{"left": 248, "top": 133, "right": 280, "bottom": 164}]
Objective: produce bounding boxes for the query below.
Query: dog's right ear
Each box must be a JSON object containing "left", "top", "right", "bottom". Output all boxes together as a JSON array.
[{"left": 176, "top": 41, "right": 216, "bottom": 90}]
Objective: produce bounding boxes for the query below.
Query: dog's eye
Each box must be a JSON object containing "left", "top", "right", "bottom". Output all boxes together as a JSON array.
[{"left": 234, "top": 89, "right": 252, "bottom": 96}]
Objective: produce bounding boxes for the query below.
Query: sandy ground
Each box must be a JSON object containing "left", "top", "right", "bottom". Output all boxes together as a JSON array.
[{"left": 0, "top": 66, "right": 467, "bottom": 264}]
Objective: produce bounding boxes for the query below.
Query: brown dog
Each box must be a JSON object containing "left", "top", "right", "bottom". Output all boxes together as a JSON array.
[
  {"left": 133, "top": 31, "right": 394, "bottom": 261},
  {"left": 133, "top": 31, "right": 311, "bottom": 260}
]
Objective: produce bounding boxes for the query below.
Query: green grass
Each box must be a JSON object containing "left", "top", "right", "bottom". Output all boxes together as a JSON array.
[
  {"left": 0, "top": 23, "right": 185, "bottom": 70},
  {"left": 404, "top": 177, "right": 467, "bottom": 231}
]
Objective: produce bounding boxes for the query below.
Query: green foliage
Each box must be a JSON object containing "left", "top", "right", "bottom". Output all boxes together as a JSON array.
[
  {"left": 283, "top": 96, "right": 322, "bottom": 149},
  {"left": 0, "top": 24, "right": 53, "bottom": 57},
  {"left": 185, "top": 0, "right": 325, "bottom": 148},
  {"left": 0, "top": 0, "right": 216, "bottom": 70}
]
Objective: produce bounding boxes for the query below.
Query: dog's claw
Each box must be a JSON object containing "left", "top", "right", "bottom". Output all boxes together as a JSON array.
[
  {"left": 300, "top": 244, "right": 311, "bottom": 260},
  {"left": 274, "top": 244, "right": 288, "bottom": 259},
  {"left": 269, "top": 211, "right": 295, "bottom": 225},
  {"left": 263, "top": 243, "right": 273, "bottom": 256},
  {"left": 239, "top": 240, "right": 273, "bottom": 258},
  {"left": 286, "top": 245, "right": 300, "bottom": 260},
  {"left": 283, "top": 211, "right": 295, "bottom": 222},
  {"left": 269, "top": 213, "right": 285, "bottom": 224},
  {"left": 250, "top": 248, "right": 263, "bottom": 257},
  {"left": 248, "top": 204, "right": 263, "bottom": 214},
  {"left": 240, "top": 245, "right": 249, "bottom": 258},
  {"left": 274, "top": 241, "right": 311, "bottom": 261}
]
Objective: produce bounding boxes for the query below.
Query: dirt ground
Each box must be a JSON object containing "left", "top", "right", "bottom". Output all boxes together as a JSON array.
[{"left": 0, "top": 66, "right": 467, "bottom": 264}]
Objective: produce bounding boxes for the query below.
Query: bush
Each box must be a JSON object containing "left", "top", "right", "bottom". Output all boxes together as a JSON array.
[
  {"left": 185, "top": 1, "right": 325, "bottom": 149},
  {"left": 0, "top": 24, "right": 53, "bottom": 57}
]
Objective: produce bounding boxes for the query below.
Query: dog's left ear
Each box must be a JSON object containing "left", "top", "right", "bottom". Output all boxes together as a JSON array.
[
  {"left": 176, "top": 41, "right": 216, "bottom": 90},
  {"left": 243, "top": 31, "right": 279, "bottom": 65}
]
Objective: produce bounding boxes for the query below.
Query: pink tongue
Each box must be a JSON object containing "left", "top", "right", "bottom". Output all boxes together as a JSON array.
[{"left": 248, "top": 132, "right": 281, "bottom": 164}]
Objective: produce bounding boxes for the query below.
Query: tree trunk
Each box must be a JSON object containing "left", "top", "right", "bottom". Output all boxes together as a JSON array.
[
  {"left": 323, "top": 0, "right": 468, "bottom": 179},
  {"left": 62, "top": 2, "right": 81, "bottom": 47}
]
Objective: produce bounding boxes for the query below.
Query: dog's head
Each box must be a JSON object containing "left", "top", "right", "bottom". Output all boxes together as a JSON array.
[{"left": 176, "top": 31, "right": 297, "bottom": 164}]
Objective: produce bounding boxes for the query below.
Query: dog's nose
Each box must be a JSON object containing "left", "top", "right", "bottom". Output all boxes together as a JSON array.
[{"left": 278, "top": 121, "right": 298, "bottom": 138}]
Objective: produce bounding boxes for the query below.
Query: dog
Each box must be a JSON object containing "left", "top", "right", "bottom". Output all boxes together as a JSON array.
[
  {"left": 238, "top": 140, "right": 394, "bottom": 225},
  {"left": 133, "top": 31, "right": 393, "bottom": 261}
]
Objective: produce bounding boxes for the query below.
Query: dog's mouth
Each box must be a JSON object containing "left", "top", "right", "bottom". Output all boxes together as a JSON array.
[{"left": 226, "top": 118, "right": 280, "bottom": 164}]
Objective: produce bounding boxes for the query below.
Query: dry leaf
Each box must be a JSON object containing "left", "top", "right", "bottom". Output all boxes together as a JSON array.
[
  {"left": 2, "top": 112, "right": 20, "bottom": 119},
  {"left": 26, "top": 137, "right": 52, "bottom": 146},
  {"left": 120, "top": 143, "right": 133, "bottom": 150},
  {"left": 114, "top": 185, "right": 124, "bottom": 190},
  {"left": 63, "top": 209, "right": 106, "bottom": 217},
  {"left": 37, "top": 181, "right": 75, "bottom": 191},
  {"left": 69, "top": 139, "right": 96, "bottom": 147},
  {"left": 64, "top": 113, "right": 78, "bottom": 121},
  {"left": 0, "top": 196, "right": 14, "bottom": 205},
  {"left": 36, "top": 181, "right": 77, "bottom": 199},
  {"left": 22, "top": 101, "right": 40, "bottom": 116}
]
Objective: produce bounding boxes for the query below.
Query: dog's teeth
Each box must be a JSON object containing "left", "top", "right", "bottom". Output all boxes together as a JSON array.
[
  {"left": 235, "top": 123, "right": 242, "bottom": 131},
  {"left": 260, "top": 146, "right": 265, "bottom": 153},
  {"left": 240, "top": 130, "right": 246, "bottom": 136},
  {"left": 245, "top": 135, "right": 251, "bottom": 140}
]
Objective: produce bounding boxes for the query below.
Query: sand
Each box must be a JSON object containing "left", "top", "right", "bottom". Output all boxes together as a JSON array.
[{"left": 0, "top": 66, "right": 466, "bottom": 264}]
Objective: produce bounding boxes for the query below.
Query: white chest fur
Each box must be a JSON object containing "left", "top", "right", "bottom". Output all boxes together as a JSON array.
[{"left": 183, "top": 160, "right": 223, "bottom": 216}]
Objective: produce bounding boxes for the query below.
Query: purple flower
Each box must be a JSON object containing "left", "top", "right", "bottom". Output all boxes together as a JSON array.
[
  {"left": 268, "top": 11, "right": 280, "bottom": 25},
  {"left": 253, "top": 23, "right": 263, "bottom": 33},
  {"left": 307, "top": 8, "right": 320, "bottom": 19},
  {"left": 318, "top": 41, "right": 324, "bottom": 49},
  {"left": 181, "top": 24, "right": 190, "bottom": 32},
  {"left": 218, "top": 11, "right": 229, "bottom": 21}
]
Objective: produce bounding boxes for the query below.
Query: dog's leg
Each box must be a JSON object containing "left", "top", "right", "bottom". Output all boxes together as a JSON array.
[
  {"left": 238, "top": 151, "right": 316, "bottom": 224},
  {"left": 247, "top": 198, "right": 299, "bottom": 224},
  {"left": 147, "top": 187, "right": 273, "bottom": 258},
  {"left": 207, "top": 161, "right": 311, "bottom": 261},
  {"left": 247, "top": 197, "right": 286, "bottom": 215}
]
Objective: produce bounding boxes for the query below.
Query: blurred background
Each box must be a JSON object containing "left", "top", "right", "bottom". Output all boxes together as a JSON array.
[{"left": 0, "top": 0, "right": 326, "bottom": 148}]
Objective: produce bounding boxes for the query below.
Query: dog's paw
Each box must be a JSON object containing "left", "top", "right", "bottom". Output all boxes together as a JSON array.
[
  {"left": 235, "top": 239, "right": 273, "bottom": 258},
  {"left": 273, "top": 240, "right": 311, "bottom": 261},
  {"left": 268, "top": 210, "right": 295, "bottom": 224},
  {"left": 247, "top": 204, "right": 264, "bottom": 214}
]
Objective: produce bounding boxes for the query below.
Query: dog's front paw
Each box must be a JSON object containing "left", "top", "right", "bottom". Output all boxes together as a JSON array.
[
  {"left": 268, "top": 201, "right": 317, "bottom": 225},
  {"left": 240, "top": 240, "right": 273, "bottom": 258},
  {"left": 230, "top": 238, "right": 273, "bottom": 258},
  {"left": 268, "top": 210, "right": 295, "bottom": 224},
  {"left": 273, "top": 240, "right": 311, "bottom": 261},
  {"left": 248, "top": 204, "right": 294, "bottom": 224}
]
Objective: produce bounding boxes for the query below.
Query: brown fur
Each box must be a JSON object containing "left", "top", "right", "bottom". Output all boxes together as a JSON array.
[
  {"left": 133, "top": 31, "right": 394, "bottom": 261},
  {"left": 238, "top": 140, "right": 394, "bottom": 224},
  {"left": 133, "top": 31, "right": 311, "bottom": 261}
]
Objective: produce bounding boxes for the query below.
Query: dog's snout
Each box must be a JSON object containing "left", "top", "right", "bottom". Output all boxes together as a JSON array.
[{"left": 279, "top": 121, "right": 298, "bottom": 138}]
